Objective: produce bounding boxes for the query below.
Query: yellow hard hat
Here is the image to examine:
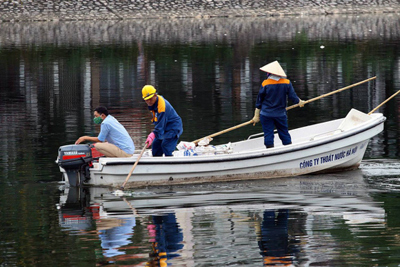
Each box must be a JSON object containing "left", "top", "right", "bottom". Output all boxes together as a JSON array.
[{"left": 142, "top": 85, "right": 157, "bottom": 100}]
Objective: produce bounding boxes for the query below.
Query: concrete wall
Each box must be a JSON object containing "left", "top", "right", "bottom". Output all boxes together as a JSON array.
[
  {"left": 1, "top": 14, "right": 399, "bottom": 47},
  {"left": 0, "top": 0, "right": 399, "bottom": 21}
]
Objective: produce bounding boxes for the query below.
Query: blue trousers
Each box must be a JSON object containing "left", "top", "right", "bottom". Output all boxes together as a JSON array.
[
  {"left": 152, "top": 136, "right": 179, "bottom": 157},
  {"left": 260, "top": 115, "right": 292, "bottom": 148}
]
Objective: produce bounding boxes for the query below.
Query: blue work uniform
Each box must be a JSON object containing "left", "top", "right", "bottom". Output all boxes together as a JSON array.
[
  {"left": 255, "top": 75, "right": 300, "bottom": 148},
  {"left": 148, "top": 96, "right": 183, "bottom": 156},
  {"left": 258, "top": 209, "right": 294, "bottom": 265},
  {"left": 151, "top": 213, "right": 184, "bottom": 263},
  {"left": 97, "top": 115, "right": 135, "bottom": 154}
]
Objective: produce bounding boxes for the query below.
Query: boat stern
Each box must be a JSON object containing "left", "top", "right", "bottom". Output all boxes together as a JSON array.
[{"left": 56, "top": 144, "right": 93, "bottom": 186}]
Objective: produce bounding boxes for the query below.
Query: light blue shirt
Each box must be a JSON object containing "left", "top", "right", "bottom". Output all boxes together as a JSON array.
[{"left": 97, "top": 115, "right": 135, "bottom": 154}]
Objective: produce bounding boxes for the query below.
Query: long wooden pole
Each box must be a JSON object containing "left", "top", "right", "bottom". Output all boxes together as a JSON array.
[
  {"left": 192, "top": 120, "right": 254, "bottom": 144},
  {"left": 120, "top": 144, "right": 147, "bottom": 190},
  {"left": 286, "top": 76, "right": 376, "bottom": 110},
  {"left": 193, "top": 76, "right": 376, "bottom": 144},
  {"left": 368, "top": 89, "right": 400, "bottom": 115},
  {"left": 122, "top": 197, "right": 139, "bottom": 216}
]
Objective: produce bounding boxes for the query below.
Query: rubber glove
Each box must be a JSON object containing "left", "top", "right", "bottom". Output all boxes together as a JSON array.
[
  {"left": 146, "top": 132, "right": 155, "bottom": 148},
  {"left": 252, "top": 108, "right": 261, "bottom": 126},
  {"left": 298, "top": 99, "right": 306, "bottom": 107}
]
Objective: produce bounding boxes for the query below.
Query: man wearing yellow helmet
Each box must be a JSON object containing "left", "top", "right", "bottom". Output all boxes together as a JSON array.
[{"left": 142, "top": 85, "right": 183, "bottom": 156}]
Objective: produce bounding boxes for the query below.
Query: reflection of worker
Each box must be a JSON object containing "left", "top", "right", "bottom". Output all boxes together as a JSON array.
[
  {"left": 75, "top": 106, "right": 135, "bottom": 157},
  {"left": 147, "top": 213, "right": 184, "bottom": 266},
  {"left": 97, "top": 215, "right": 137, "bottom": 258},
  {"left": 257, "top": 209, "right": 292, "bottom": 266},
  {"left": 252, "top": 61, "right": 305, "bottom": 148},
  {"left": 142, "top": 85, "right": 183, "bottom": 156}
]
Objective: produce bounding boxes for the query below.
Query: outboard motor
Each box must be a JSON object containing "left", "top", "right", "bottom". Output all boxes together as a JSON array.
[{"left": 56, "top": 144, "right": 93, "bottom": 187}]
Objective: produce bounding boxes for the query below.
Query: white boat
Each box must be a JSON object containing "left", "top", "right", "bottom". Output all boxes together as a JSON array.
[{"left": 56, "top": 108, "right": 385, "bottom": 188}]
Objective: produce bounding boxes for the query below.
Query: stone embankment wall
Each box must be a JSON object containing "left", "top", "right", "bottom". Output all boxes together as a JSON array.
[
  {"left": 1, "top": 14, "right": 400, "bottom": 47},
  {"left": 0, "top": 0, "right": 399, "bottom": 21}
]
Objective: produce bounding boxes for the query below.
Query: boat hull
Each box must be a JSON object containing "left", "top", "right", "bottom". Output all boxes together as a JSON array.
[{"left": 89, "top": 140, "right": 370, "bottom": 188}]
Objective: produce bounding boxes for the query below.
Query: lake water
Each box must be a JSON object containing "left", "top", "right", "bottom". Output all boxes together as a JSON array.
[{"left": 1, "top": 14, "right": 400, "bottom": 266}]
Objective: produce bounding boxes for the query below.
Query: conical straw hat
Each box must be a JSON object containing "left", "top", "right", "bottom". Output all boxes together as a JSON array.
[{"left": 259, "top": 61, "right": 287, "bottom": 77}]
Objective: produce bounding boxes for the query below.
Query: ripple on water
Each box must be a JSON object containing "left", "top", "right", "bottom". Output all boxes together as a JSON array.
[{"left": 361, "top": 159, "right": 400, "bottom": 191}]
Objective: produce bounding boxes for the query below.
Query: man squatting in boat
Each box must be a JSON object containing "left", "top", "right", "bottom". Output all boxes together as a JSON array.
[
  {"left": 142, "top": 85, "right": 183, "bottom": 157},
  {"left": 252, "top": 61, "right": 305, "bottom": 148},
  {"left": 75, "top": 106, "right": 135, "bottom": 157}
]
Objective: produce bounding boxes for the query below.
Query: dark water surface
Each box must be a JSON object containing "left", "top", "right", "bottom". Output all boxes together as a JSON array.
[{"left": 1, "top": 14, "right": 400, "bottom": 266}]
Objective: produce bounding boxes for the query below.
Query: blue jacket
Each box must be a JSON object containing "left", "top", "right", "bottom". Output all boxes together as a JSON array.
[
  {"left": 256, "top": 76, "right": 300, "bottom": 117},
  {"left": 148, "top": 96, "right": 183, "bottom": 140}
]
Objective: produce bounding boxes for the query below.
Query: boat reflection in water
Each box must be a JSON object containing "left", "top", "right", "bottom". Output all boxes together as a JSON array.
[{"left": 57, "top": 169, "right": 385, "bottom": 266}]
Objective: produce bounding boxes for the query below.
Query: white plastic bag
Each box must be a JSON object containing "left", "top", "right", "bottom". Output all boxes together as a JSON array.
[
  {"left": 173, "top": 150, "right": 185, "bottom": 157},
  {"left": 214, "top": 142, "right": 233, "bottom": 154},
  {"left": 198, "top": 136, "right": 213, "bottom": 146},
  {"left": 195, "top": 145, "right": 216, "bottom": 155},
  {"left": 173, "top": 149, "right": 198, "bottom": 157},
  {"left": 141, "top": 150, "right": 153, "bottom": 157},
  {"left": 176, "top": 141, "right": 196, "bottom": 151}
]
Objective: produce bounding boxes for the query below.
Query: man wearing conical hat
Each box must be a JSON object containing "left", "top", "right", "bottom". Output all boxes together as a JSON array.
[
  {"left": 142, "top": 85, "right": 183, "bottom": 156},
  {"left": 252, "top": 61, "right": 305, "bottom": 148}
]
